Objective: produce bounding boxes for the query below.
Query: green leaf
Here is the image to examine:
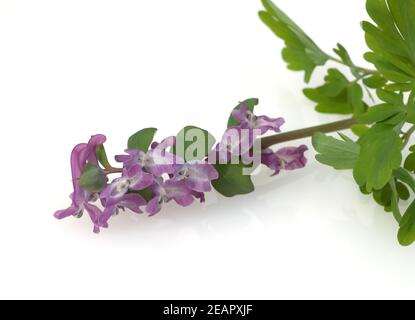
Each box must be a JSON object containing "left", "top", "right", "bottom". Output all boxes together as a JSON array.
[
  {"left": 360, "top": 186, "right": 372, "bottom": 195},
  {"left": 127, "top": 128, "right": 157, "bottom": 152},
  {"left": 312, "top": 132, "right": 360, "bottom": 170},
  {"left": 393, "top": 167, "right": 415, "bottom": 193},
  {"left": 384, "top": 83, "right": 414, "bottom": 92},
  {"left": 357, "top": 103, "right": 405, "bottom": 124},
  {"left": 212, "top": 163, "right": 255, "bottom": 197},
  {"left": 372, "top": 183, "right": 392, "bottom": 207},
  {"left": 349, "top": 82, "right": 365, "bottom": 115},
  {"left": 172, "top": 126, "right": 216, "bottom": 161},
  {"left": 96, "top": 145, "right": 112, "bottom": 170},
  {"left": 304, "top": 69, "right": 366, "bottom": 115},
  {"left": 363, "top": 0, "right": 415, "bottom": 84},
  {"left": 407, "top": 93, "right": 415, "bottom": 124},
  {"left": 227, "top": 98, "right": 259, "bottom": 128},
  {"left": 363, "top": 73, "right": 388, "bottom": 89},
  {"left": 351, "top": 124, "right": 370, "bottom": 137},
  {"left": 389, "top": 178, "right": 402, "bottom": 222},
  {"left": 397, "top": 181, "right": 410, "bottom": 200},
  {"left": 259, "top": 0, "right": 328, "bottom": 82},
  {"left": 404, "top": 153, "right": 415, "bottom": 172},
  {"left": 376, "top": 89, "right": 404, "bottom": 105},
  {"left": 136, "top": 188, "right": 154, "bottom": 202},
  {"left": 333, "top": 43, "right": 361, "bottom": 78},
  {"left": 398, "top": 199, "right": 415, "bottom": 246},
  {"left": 353, "top": 124, "right": 403, "bottom": 191},
  {"left": 79, "top": 164, "right": 107, "bottom": 193}
]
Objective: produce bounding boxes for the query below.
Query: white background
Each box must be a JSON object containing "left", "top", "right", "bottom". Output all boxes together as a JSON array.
[{"left": 1, "top": 0, "right": 414, "bottom": 300}]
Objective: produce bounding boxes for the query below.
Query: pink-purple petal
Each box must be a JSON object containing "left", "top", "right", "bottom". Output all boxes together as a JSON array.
[
  {"left": 117, "top": 193, "right": 146, "bottom": 213},
  {"left": 54, "top": 206, "right": 79, "bottom": 220},
  {"left": 146, "top": 197, "right": 162, "bottom": 216},
  {"left": 86, "top": 134, "right": 107, "bottom": 165},
  {"left": 276, "top": 145, "right": 308, "bottom": 170},
  {"left": 261, "top": 148, "right": 282, "bottom": 176},
  {"left": 254, "top": 116, "right": 285, "bottom": 134},
  {"left": 231, "top": 102, "right": 249, "bottom": 122},
  {"left": 84, "top": 202, "right": 103, "bottom": 233}
]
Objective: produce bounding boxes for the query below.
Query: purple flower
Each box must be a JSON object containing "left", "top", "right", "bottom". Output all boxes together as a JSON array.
[
  {"left": 146, "top": 179, "right": 194, "bottom": 216},
  {"left": 191, "top": 191, "right": 206, "bottom": 203},
  {"left": 98, "top": 194, "right": 147, "bottom": 228},
  {"left": 97, "top": 164, "right": 152, "bottom": 227},
  {"left": 172, "top": 161, "right": 219, "bottom": 192},
  {"left": 100, "top": 165, "right": 153, "bottom": 207},
  {"left": 54, "top": 134, "right": 107, "bottom": 233},
  {"left": 213, "top": 127, "right": 260, "bottom": 163},
  {"left": 261, "top": 145, "right": 308, "bottom": 176},
  {"left": 232, "top": 102, "right": 285, "bottom": 134},
  {"left": 115, "top": 136, "right": 178, "bottom": 176}
]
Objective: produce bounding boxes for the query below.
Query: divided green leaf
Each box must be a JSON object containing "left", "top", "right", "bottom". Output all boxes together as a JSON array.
[
  {"left": 353, "top": 124, "right": 403, "bottom": 191},
  {"left": 334, "top": 43, "right": 361, "bottom": 78},
  {"left": 312, "top": 132, "right": 360, "bottom": 170},
  {"left": 363, "top": 73, "right": 388, "bottom": 89},
  {"left": 259, "top": 0, "right": 328, "bottom": 82},
  {"left": 303, "top": 69, "right": 366, "bottom": 115},
  {"left": 357, "top": 103, "right": 405, "bottom": 124},
  {"left": 363, "top": 0, "right": 415, "bottom": 85}
]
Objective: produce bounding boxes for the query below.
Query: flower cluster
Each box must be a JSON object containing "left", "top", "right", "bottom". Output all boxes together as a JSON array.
[{"left": 54, "top": 101, "right": 308, "bottom": 233}]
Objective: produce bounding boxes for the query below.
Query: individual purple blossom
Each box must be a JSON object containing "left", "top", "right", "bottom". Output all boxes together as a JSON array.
[
  {"left": 261, "top": 145, "right": 308, "bottom": 176},
  {"left": 146, "top": 178, "right": 195, "bottom": 216},
  {"left": 115, "top": 136, "right": 178, "bottom": 176},
  {"left": 172, "top": 161, "right": 219, "bottom": 193},
  {"left": 98, "top": 165, "right": 153, "bottom": 227},
  {"left": 98, "top": 194, "right": 147, "bottom": 228},
  {"left": 54, "top": 134, "right": 107, "bottom": 233},
  {"left": 231, "top": 102, "right": 285, "bottom": 134},
  {"left": 100, "top": 165, "right": 153, "bottom": 207},
  {"left": 213, "top": 127, "right": 261, "bottom": 163}
]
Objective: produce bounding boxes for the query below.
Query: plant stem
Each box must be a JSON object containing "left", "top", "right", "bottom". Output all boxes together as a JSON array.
[
  {"left": 328, "top": 56, "right": 377, "bottom": 75},
  {"left": 103, "top": 119, "right": 358, "bottom": 172},
  {"left": 261, "top": 118, "right": 356, "bottom": 149},
  {"left": 104, "top": 168, "right": 123, "bottom": 175},
  {"left": 403, "top": 125, "right": 415, "bottom": 149}
]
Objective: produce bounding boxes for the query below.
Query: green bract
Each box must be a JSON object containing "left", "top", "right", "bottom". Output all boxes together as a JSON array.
[
  {"left": 80, "top": 164, "right": 107, "bottom": 193},
  {"left": 128, "top": 127, "right": 158, "bottom": 151},
  {"left": 212, "top": 163, "right": 255, "bottom": 198},
  {"left": 172, "top": 126, "right": 216, "bottom": 161},
  {"left": 96, "top": 145, "right": 113, "bottom": 171}
]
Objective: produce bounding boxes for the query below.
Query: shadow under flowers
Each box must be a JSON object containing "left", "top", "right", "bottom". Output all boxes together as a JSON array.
[{"left": 92, "top": 164, "right": 317, "bottom": 240}]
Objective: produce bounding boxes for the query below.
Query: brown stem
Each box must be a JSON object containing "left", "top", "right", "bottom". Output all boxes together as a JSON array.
[
  {"left": 261, "top": 118, "right": 356, "bottom": 149},
  {"left": 104, "top": 168, "right": 123, "bottom": 175}
]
